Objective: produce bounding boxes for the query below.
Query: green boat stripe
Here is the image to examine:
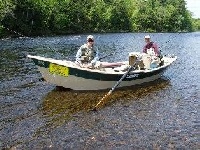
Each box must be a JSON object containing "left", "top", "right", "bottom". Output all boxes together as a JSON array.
[{"left": 32, "top": 58, "right": 165, "bottom": 81}]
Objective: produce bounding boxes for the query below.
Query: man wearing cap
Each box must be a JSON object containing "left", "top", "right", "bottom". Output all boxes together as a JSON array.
[
  {"left": 76, "top": 35, "right": 99, "bottom": 68},
  {"left": 142, "top": 35, "right": 163, "bottom": 68},
  {"left": 143, "top": 35, "right": 160, "bottom": 56}
]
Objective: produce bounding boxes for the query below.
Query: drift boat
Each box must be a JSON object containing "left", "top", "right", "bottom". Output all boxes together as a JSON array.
[{"left": 27, "top": 53, "right": 177, "bottom": 90}]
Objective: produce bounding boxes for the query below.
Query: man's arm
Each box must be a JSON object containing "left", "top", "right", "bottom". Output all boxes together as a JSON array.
[
  {"left": 143, "top": 45, "right": 147, "bottom": 53},
  {"left": 91, "top": 47, "right": 99, "bottom": 65},
  {"left": 75, "top": 46, "right": 83, "bottom": 63}
]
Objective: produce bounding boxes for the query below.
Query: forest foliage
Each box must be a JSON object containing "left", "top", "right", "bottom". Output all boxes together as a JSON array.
[{"left": 0, "top": 0, "right": 199, "bottom": 37}]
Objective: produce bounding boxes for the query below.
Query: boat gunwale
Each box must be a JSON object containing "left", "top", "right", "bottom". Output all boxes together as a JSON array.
[{"left": 27, "top": 55, "right": 177, "bottom": 75}]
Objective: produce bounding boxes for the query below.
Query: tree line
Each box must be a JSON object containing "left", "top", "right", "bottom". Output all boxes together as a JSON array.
[{"left": 0, "top": 0, "right": 199, "bottom": 37}]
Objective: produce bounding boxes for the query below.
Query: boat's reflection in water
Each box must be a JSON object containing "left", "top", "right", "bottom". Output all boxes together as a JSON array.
[{"left": 41, "top": 77, "right": 171, "bottom": 126}]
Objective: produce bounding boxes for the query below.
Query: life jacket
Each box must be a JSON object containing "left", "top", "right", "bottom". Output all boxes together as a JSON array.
[{"left": 80, "top": 44, "right": 96, "bottom": 63}]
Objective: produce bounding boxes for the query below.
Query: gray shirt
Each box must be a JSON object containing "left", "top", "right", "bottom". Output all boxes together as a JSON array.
[{"left": 76, "top": 44, "right": 99, "bottom": 65}]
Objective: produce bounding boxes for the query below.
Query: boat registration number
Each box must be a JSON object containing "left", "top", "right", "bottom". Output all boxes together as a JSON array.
[{"left": 49, "top": 63, "right": 69, "bottom": 77}]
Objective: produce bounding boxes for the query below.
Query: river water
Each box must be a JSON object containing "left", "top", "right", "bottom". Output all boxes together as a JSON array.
[{"left": 0, "top": 33, "right": 199, "bottom": 149}]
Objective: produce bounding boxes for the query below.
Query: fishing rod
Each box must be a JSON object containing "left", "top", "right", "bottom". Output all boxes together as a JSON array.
[
  {"left": 99, "top": 52, "right": 115, "bottom": 61},
  {"left": 3, "top": 26, "right": 28, "bottom": 38}
]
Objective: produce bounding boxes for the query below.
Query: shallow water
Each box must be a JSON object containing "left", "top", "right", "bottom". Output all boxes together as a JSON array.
[{"left": 0, "top": 33, "right": 199, "bottom": 149}]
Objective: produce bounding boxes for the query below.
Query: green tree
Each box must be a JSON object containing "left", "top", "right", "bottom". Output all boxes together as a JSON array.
[
  {"left": 0, "top": 0, "right": 15, "bottom": 36},
  {"left": 109, "top": 0, "right": 132, "bottom": 31},
  {"left": 193, "top": 18, "right": 200, "bottom": 31},
  {"left": 0, "top": 0, "right": 196, "bottom": 37}
]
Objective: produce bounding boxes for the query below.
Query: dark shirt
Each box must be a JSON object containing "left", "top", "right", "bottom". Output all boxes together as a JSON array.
[{"left": 143, "top": 42, "right": 159, "bottom": 56}]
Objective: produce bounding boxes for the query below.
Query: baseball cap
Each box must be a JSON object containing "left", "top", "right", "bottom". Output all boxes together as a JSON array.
[
  {"left": 87, "top": 35, "right": 94, "bottom": 40},
  {"left": 144, "top": 35, "right": 151, "bottom": 39}
]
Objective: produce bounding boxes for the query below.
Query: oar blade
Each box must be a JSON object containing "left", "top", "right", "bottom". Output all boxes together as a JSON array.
[{"left": 92, "top": 91, "right": 112, "bottom": 111}]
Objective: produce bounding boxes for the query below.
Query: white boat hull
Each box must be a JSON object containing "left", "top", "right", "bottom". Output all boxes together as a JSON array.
[
  {"left": 38, "top": 66, "right": 162, "bottom": 90},
  {"left": 28, "top": 54, "right": 177, "bottom": 90}
]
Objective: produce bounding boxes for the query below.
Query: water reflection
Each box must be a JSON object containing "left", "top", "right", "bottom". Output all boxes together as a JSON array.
[{"left": 41, "top": 78, "right": 170, "bottom": 127}]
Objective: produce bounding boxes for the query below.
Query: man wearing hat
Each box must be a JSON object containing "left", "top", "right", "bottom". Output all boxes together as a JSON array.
[
  {"left": 76, "top": 35, "right": 99, "bottom": 68},
  {"left": 142, "top": 35, "right": 163, "bottom": 68},
  {"left": 143, "top": 35, "right": 160, "bottom": 56}
]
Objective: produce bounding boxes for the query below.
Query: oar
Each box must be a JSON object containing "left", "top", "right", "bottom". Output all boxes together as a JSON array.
[{"left": 92, "top": 61, "right": 137, "bottom": 111}]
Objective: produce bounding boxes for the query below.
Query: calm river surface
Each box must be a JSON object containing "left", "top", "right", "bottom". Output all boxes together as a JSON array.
[{"left": 0, "top": 33, "right": 199, "bottom": 149}]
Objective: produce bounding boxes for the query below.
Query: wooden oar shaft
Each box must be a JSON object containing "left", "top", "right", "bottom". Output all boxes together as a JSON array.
[
  {"left": 93, "top": 62, "right": 137, "bottom": 111},
  {"left": 94, "top": 91, "right": 112, "bottom": 109}
]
